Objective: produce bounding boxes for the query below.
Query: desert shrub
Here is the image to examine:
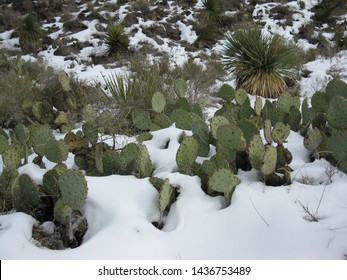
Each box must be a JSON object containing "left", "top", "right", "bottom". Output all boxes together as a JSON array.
[
  {"left": 17, "top": 13, "right": 45, "bottom": 53},
  {"left": 199, "top": 0, "right": 222, "bottom": 24},
  {"left": 222, "top": 27, "right": 303, "bottom": 98},
  {"left": 105, "top": 23, "right": 129, "bottom": 56}
]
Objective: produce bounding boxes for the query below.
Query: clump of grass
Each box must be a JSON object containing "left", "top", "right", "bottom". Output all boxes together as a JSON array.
[
  {"left": 105, "top": 23, "right": 129, "bottom": 56},
  {"left": 222, "top": 27, "right": 303, "bottom": 98}
]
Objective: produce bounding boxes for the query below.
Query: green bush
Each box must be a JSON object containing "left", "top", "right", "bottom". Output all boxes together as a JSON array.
[
  {"left": 105, "top": 23, "right": 129, "bottom": 56},
  {"left": 17, "top": 13, "right": 45, "bottom": 53},
  {"left": 199, "top": 0, "right": 222, "bottom": 23},
  {"left": 222, "top": 27, "right": 303, "bottom": 98}
]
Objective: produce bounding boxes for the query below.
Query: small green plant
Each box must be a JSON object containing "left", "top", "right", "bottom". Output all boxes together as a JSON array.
[
  {"left": 222, "top": 27, "right": 303, "bottom": 98},
  {"left": 105, "top": 23, "right": 129, "bottom": 56},
  {"left": 199, "top": 0, "right": 222, "bottom": 23},
  {"left": 17, "top": 13, "right": 45, "bottom": 53}
]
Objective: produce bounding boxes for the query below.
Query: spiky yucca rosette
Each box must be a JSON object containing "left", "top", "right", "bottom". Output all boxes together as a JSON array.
[{"left": 222, "top": 27, "right": 302, "bottom": 98}]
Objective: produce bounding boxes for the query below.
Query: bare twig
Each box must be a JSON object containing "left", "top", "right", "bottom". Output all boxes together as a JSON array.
[
  {"left": 298, "top": 200, "right": 319, "bottom": 222},
  {"left": 249, "top": 196, "right": 270, "bottom": 227}
]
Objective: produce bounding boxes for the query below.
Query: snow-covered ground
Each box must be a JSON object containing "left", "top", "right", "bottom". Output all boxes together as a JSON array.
[{"left": 0, "top": 0, "right": 347, "bottom": 261}]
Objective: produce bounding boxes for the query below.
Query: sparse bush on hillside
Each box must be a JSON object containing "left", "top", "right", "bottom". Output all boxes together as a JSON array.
[
  {"left": 105, "top": 23, "right": 129, "bottom": 56},
  {"left": 199, "top": 0, "right": 222, "bottom": 24},
  {"left": 17, "top": 13, "right": 45, "bottom": 53},
  {"left": 222, "top": 27, "right": 303, "bottom": 98}
]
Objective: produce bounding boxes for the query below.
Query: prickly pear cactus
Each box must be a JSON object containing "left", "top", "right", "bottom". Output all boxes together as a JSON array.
[
  {"left": 2, "top": 146, "right": 21, "bottom": 169},
  {"left": 248, "top": 135, "right": 265, "bottom": 170},
  {"left": 44, "top": 139, "right": 69, "bottom": 163},
  {"left": 210, "top": 116, "right": 230, "bottom": 139},
  {"left": 152, "top": 92, "right": 166, "bottom": 113},
  {"left": 59, "top": 170, "right": 88, "bottom": 210},
  {"left": 174, "top": 78, "right": 188, "bottom": 98},
  {"left": 54, "top": 199, "right": 73, "bottom": 223},
  {"left": 216, "top": 124, "right": 246, "bottom": 154},
  {"left": 42, "top": 169, "right": 60, "bottom": 197},
  {"left": 158, "top": 178, "right": 174, "bottom": 213},
  {"left": 176, "top": 136, "right": 199, "bottom": 173},
  {"left": 254, "top": 96, "right": 263, "bottom": 116},
  {"left": 192, "top": 121, "right": 210, "bottom": 157},
  {"left": 132, "top": 109, "right": 152, "bottom": 131},
  {"left": 218, "top": 84, "right": 235, "bottom": 102},
  {"left": 325, "top": 78, "right": 347, "bottom": 100},
  {"left": 311, "top": 91, "right": 329, "bottom": 113},
  {"left": 18, "top": 173, "right": 40, "bottom": 208},
  {"left": 14, "top": 123, "right": 30, "bottom": 145},
  {"left": 208, "top": 168, "right": 241, "bottom": 206},
  {"left": 285, "top": 106, "right": 301, "bottom": 132},
  {"left": 82, "top": 122, "right": 98, "bottom": 146},
  {"left": 58, "top": 70, "right": 71, "bottom": 92},
  {"left": 235, "top": 89, "right": 248, "bottom": 106},
  {"left": 0, "top": 134, "right": 9, "bottom": 154},
  {"left": 152, "top": 113, "right": 172, "bottom": 128},
  {"left": 237, "top": 119, "right": 259, "bottom": 145},
  {"left": 31, "top": 124, "right": 55, "bottom": 157},
  {"left": 304, "top": 128, "right": 322, "bottom": 152},
  {"left": 326, "top": 130, "right": 347, "bottom": 173},
  {"left": 121, "top": 142, "right": 140, "bottom": 174},
  {"left": 327, "top": 95, "right": 347, "bottom": 129},
  {"left": 261, "top": 145, "right": 277, "bottom": 176},
  {"left": 271, "top": 122, "right": 290, "bottom": 145},
  {"left": 138, "top": 144, "right": 153, "bottom": 178}
]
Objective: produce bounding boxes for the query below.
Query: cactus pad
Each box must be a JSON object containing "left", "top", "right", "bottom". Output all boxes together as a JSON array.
[
  {"left": 176, "top": 136, "right": 199, "bottom": 172},
  {"left": 54, "top": 199, "right": 73, "bottom": 223},
  {"left": 152, "top": 91, "right": 166, "bottom": 113},
  {"left": 59, "top": 170, "right": 88, "bottom": 210},
  {"left": 208, "top": 169, "right": 240, "bottom": 206},
  {"left": 272, "top": 122, "right": 290, "bottom": 145},
  {"left": 248, "top": 135, "right": 265, "bottom": 170}
]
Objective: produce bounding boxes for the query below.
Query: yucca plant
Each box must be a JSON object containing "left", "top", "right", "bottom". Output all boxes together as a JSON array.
[
  {"left": 17, "top": 13, "right": 45, "bottom": 53},
  {"left": 105, "top": 23, "right": 129, "bottom": 56},
  {"left": 199, "top": 0, "right": 222, "bottom": 23},
  {"left": 222, "top": 27, "right": 303, "bottom": 98}
]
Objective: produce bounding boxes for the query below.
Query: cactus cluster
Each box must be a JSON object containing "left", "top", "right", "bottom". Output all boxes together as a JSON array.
[{"left": 302, "top": 79, "right": 347, "bottom": 172}]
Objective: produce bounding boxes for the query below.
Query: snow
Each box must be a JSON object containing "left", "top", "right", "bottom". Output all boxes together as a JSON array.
[{"left": 0, "top": 0, "right": 347, "bottom": 261}]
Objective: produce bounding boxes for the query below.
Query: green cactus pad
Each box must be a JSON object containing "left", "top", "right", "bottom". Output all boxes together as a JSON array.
[
  {"left": 54, "top": 111, "right": 69, "bottom": 126},
  {"left": 272, "top": 122, "right": 290, "bottom": 145},
  {"left": 102, "top": 150, "right": 122, "bottom": 175},
  {"left": 176, "top": 136, "right": 199, "bottom": 172},
  {"left": 326, "top": 130, "right": 347, "bottom": 173},
  {"left": 132, "top": 109, "right": 152, "bottom": 131},
  {"left": 210, "top": 116, "right": 230, "bottom": 139},
  {"left": 216, "top": 124, "right": 246, "bottom": 153},
  {"left": 44, "top": 139, "right": 69, "bottom": 163},
  {"left": 137, "top": 132, "right": 153, "bottom": 142},
  {"left": 261, "top": 145, "right": 277, "bottom": 176},
  {"left": 263, "top": 119, "right": 272, "bottom": 144},
  {"left": 59, "top": 170, "right": 88, "bottom": 210},
  {"left": 82, "top": 105, "right": 97, "bottom": 124},
  {"left": 82, "top": 122, "right": 98, "bottom": 146},
  {"left": 276, "top": 144, "right": 293, "bottom": 170},
  {"left": 14, "top": 123, "right": 30, "bottom": 145},
  {"left": 149, "top": 176, "right": 165, "bottom": 192},
  {"left": 325, "top": 78, "right": 347, "bottom": 100},
  {"left": 237, "top": 119, "right": 259, "bottom": 145},
  {"left": 285, "top": 106, "right": 301, "bottom": 132},
  {"left": 208, "top": 169, "right": 240, "bottom": 206},
  {"left": 301, "top": 98, "right": 311, "bottom": 126},
  {"left": 54, "top": 199, "right": 73, "bottom": 223},
  {"left": 0, "top": 134, "right": 9, "bottom": 154},
  {"left": 138, "top": 144, "right": 153, "bottom": 178},
  {"left": 32, "top": 125, "right": 55, "bottom": 157},
  {"left": 175, "top": 97, "right": 191, "bottom": 112},
  {"left": 58, "top": 70, "right": 71, "bottom": 92},
  {"left": 277, "top": 92, "right": 295, "bottom": 113},
  {"left": 192, "top": 121, "right": 210, "bottom": 157},
  {"left": 174, "top": 78, "right": 188, "bottom": 98},
  {"left": 311, "top": 91, "right": 329, "bottom": 113},
  {"left": 248, "top": 134, "right": 265, "bottom": 170},
  {"left": 218, "top": 84, "right": 235, "bottom": 102},
  {"left": 170, "top": 109, "right": 194, "bottom": 130},
  {"left": 304, "top": 128, "right": 323, "bottom": 152},
  {"left": 3, "top": 146, "right": 21, "bottom": 169},
  {"left": 235, "top": 89, "right": 248, "bottom": 106},
  {"left": 327, "top": 95, "right": 347, "bottom": 129},
  {"left": 254, "top": 96, "right": 263, "bottom": 116},
  {"left": 42, "top": 169, "right": 60, "bottom": 197},
  {"left": 158, "top": 178, "right": 174, "bottom": 212},
  {"left": 152, "top": 91, "right": 166, "bottom": 113},
  {"left": 152, "top": 113, "right": 172, "bottom": 128},
  {"left": 18, "top": 173, "right": 40, "bottom": 207},
  {"left": 121, "top": 143, "right": 140, "bottom": 174}
]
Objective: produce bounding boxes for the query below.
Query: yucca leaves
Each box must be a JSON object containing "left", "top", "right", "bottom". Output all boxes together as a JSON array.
[{"left": 223, "top": 27, "right": 302, "bottom": 98}]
